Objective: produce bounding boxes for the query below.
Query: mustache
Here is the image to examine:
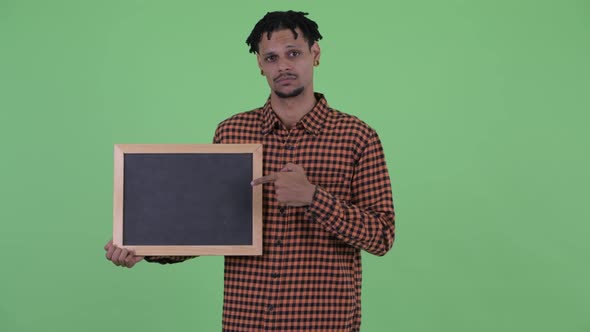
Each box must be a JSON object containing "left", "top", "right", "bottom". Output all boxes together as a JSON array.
[{"left": 274, "top": 73, "right": 297, "bottom": 82}]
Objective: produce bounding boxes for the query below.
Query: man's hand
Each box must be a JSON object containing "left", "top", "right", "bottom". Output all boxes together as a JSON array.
[
  {"left": 104, "top": 239, "right": 144, "bottom": 268},
  {"left": 251, "top": 163, "right": 316, "bottom": 207}
]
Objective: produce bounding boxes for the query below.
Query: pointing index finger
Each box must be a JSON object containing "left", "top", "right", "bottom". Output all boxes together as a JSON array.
[{"left": 251, "top": 173, "right": 278, "bottom": 186}]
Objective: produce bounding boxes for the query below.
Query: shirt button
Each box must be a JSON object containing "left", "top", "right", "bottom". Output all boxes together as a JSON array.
[
  {"left": 271, "top": 273, "right": 280, "bottom": 279},
  {"left": 279, "top": 207, "right": 287, "bottom": 215},
  {"left": 275, "top": 239, "right": 283, "bottom": 246},
  {"left": 267, "top": 304, "right": 274, "bottom": 312},
  {"left": 285, "top": 145, "right": 295, "bottom": 150}
]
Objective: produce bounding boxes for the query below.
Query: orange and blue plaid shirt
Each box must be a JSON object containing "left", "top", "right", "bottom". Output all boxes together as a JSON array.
[{"left": 146, "top": 93, "right": 395, "bottom": 331}]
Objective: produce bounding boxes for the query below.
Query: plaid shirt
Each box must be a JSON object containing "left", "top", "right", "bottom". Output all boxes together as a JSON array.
[{"left": 146, "top": 93, "right": 395, "bottom": 331}]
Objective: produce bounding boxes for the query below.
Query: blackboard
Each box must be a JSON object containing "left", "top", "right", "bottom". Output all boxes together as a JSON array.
[{"left": 112, "top": 144, "right": 263, "bottom": 256}]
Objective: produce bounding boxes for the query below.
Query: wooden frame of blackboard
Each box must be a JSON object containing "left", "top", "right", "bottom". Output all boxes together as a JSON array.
[{"left": 113, "top": 144, "right": 263, "bottom": 256}]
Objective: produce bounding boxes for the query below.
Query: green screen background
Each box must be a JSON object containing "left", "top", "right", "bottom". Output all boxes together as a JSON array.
[{"left": 1, "top": 0, "right": 588, "bottom": 331}]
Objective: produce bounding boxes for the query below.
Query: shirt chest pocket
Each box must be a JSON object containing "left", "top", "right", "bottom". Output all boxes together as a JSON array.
[{"left": 308, "top": 170, "right": 350, "bottom": 202}]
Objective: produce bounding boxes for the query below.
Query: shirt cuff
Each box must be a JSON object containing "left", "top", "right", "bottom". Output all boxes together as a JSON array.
[{"left": 305, "top": 185, "right": 339, "bottom": 228}]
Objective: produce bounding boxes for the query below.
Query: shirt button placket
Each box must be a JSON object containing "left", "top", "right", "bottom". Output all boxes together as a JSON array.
[
  {"left": 283, "top": 129, "right": 298, "bottom": 160},
  {"left": 269, "top": 128, "right": 299, "bottom": 329}
]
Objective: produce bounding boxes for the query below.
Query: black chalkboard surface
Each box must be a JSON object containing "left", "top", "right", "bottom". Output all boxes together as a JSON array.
[{"left": 113, "top": 144, "right": 263, "bottom": 256}]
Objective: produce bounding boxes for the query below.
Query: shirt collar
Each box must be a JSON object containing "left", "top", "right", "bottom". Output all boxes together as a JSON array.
[{"left": 261, "top": 92, "right": 331, "bottom": 136}]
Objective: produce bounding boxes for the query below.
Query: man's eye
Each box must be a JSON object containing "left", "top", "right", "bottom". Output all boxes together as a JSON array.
[
  {"left": 289, "top": 51, "right": 300, "bottom": 57},
  {"left": 265, "top": 55, "right": 277, "bottom": 62}
]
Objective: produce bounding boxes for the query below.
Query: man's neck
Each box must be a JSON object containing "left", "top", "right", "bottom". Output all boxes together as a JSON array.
[{"left": 270, "top": 88, "right": 317, "bottom": 130}]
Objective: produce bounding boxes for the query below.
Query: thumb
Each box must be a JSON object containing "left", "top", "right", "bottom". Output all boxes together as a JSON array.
[{"left": 104, "top": 239, "right": 113, "bottom": 251}]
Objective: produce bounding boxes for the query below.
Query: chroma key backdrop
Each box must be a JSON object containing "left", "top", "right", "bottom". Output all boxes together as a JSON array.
[{"left": 1, "top": 1, "right": 588, "bottom": 331}]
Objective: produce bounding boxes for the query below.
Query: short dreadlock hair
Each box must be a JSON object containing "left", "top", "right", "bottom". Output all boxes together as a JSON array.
[{"left": 245, "top": 11, "right": 323, "bottom": 54}]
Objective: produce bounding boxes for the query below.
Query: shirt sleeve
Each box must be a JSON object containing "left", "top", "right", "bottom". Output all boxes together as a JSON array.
[
  {"left": 144, "top": 256, "right": 196, "bottom": 265},
  {"left": 304, "top": 130, "right": 396, "bottom": 256},
  {"left": 213, "top": 124, "right": 222, "bottom": 144}
]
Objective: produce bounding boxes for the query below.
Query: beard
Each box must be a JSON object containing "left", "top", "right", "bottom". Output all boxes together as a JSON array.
[{"left": 274, "top": 86, "right": 304, "bottom": 99}]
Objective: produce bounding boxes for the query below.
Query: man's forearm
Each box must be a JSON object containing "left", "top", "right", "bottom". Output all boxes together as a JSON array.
[{"left": 305, "top": 185, "right": 395, "bottom": 256}]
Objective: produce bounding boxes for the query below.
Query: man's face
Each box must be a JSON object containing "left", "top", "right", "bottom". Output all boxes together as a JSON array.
[{"left": 257, "top": 28, "right": 320, "bottom": 99}]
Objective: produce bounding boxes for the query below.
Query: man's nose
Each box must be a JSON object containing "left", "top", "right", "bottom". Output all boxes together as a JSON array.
[{"left": 277, "top": 57, "right": 293, "bottom": 71}]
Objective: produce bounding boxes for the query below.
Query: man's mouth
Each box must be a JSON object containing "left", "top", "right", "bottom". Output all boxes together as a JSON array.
[{"left": 275, "top": 74, "right": 297, "bottom": 83}]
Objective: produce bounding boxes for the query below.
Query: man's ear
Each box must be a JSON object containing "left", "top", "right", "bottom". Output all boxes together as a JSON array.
[
  {"left": 311, "top": 42, "right": 321, "bottom": 63},
  {"left": 256, "top": 53, "right": 263, "bottom": 71}
]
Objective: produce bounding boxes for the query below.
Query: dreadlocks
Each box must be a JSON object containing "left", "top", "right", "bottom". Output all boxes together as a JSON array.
[{"left": 245, "top": 11, "right": 323, "bottom": 54}]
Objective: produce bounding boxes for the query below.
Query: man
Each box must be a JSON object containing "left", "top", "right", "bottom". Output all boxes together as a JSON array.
[{"left": 105, "top": 10, "right": 395, "bottom": 331}]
